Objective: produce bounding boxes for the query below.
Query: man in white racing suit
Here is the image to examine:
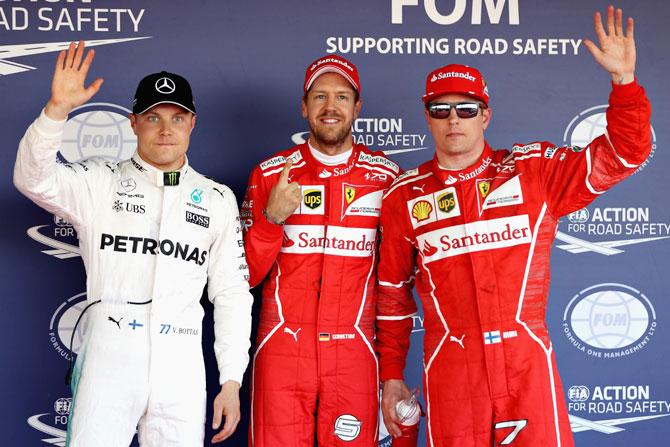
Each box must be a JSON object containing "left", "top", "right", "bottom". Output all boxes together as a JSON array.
[{"left": 13, "top": 41, "right": 252, "bottom": 446}]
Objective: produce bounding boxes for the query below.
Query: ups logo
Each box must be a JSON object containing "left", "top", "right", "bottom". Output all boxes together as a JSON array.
[
  {"left": 437, "top": 192, "right": 456, "bottom": 213},
  {"left": 303, "top": 189, "right": 323, "bottom": 209}
]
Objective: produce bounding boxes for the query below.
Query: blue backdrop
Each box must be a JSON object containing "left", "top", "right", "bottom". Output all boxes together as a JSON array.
[{"left": 1, "top": 1, "right": 668, "bottom": 445}]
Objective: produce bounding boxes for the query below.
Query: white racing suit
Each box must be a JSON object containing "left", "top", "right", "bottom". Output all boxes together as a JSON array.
[{"left": 14, "top": 110, "right": 253, "bottom": 446}]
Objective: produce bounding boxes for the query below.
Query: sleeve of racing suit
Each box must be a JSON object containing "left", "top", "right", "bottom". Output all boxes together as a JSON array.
[
  {"left": 241, "top": 165, "right": 283, "bottom": 288},
  {"left": 539, "top": 79, "right": 652, "bottom": 218},
  {"left": 13, "top": 109, "right": 97, "bottom": 227},
  {"left": 208, "top": 186, "right": 254, "bottom": 386},
  {"left": 376, "top": 186, "right": 418, "bottom": 381}
]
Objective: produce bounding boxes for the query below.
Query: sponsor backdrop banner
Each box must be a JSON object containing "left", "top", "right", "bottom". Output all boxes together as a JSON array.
[{"left": 1, "top": 1, "right": 667, "bottom": 445}]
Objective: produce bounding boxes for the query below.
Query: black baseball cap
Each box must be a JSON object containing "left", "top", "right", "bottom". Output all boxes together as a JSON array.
[{"left": 132, "top": 71, "right": 196, "bottom": 114}]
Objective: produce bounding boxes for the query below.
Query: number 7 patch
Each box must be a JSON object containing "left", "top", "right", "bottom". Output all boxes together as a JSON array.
[{"left": 494, "top": 419, "right": 528, "bottom": 445}]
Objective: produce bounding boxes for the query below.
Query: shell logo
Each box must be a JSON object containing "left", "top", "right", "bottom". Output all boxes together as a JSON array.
[{"left": 412, "top": 200, "right": 433, "bottom": 222}]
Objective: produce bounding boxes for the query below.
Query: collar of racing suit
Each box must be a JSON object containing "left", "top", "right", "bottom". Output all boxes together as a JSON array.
[
  {"left": 298, "top": 142, "right": 361, "bottom": 176},
  {"left": 308, "top": 140, "right": 353, "bottom": 166},
  {"left": 431, "top": 142, "right": 494, "bottom": 186},
  {"left": 129, "top": 150, "right": 190, "bottom": 187}
]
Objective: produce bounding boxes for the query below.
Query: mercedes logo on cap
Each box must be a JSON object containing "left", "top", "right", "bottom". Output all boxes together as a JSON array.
[
  {"left": 155, "top": 77, "right": 176, "bottom": 94},
  {"left": 133, "top": 71, "right": 196, "bottom": 114}
]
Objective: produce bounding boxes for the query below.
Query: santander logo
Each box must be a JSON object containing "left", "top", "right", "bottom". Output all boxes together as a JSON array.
[
  {"left": 422, "top": 241, "right": 438, "bottom": 257},
  {"left": 282, "top": 232, "right": 295, "bottom": 248},
  {"left": 280, "top": 225, "right": 377, "bottom": 258},
  {"left": 431, "top": 71, "right": 476, "bottom": 83},
  {"left": 417, "top": 215, "right": 532, "bottom": 262}
]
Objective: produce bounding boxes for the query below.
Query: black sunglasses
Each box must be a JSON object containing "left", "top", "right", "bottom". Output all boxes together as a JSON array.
[{"left": 426, "top": 102, "right": 486, "bottom": 119}]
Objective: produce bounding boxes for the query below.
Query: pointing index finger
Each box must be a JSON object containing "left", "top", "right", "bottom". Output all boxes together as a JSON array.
[{"left": 279, "top": 159, "right": 293, "bottom": 183}]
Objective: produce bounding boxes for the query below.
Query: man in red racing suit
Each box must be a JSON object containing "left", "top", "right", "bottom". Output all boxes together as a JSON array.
[
  {"left": 376, "top": 7, "right": 652, "bottom": 447},
  {"left": 242, "top": 55, "right": 400, "bottom": 446}
]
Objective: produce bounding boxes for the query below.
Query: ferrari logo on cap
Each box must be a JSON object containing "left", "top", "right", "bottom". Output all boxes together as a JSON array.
[{"left": 345, "top": 187, "right": 356, "bottom": 204}]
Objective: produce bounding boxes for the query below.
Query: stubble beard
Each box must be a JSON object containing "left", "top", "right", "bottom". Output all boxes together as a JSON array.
[{"left": 309, "top": 117, "right": 352, "bottom": 149}]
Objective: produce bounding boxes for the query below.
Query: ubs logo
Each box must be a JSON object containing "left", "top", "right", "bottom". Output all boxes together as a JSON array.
[{"left": 113, "top": 200, "right": 146, "bottom": 214}]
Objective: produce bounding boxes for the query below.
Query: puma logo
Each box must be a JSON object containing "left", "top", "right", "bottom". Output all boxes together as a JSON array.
[
  {"left": 449, "top": 334, "right": 465, "bottom": 349},
  {"left": 412, "top": 184, "right": 425, "bottom": 193},
  {"left": 284, "top": 326, "right": 302, "bottom": 342},
  {"left": 108, "top": 316, "right": 123, "bottom": 329}
]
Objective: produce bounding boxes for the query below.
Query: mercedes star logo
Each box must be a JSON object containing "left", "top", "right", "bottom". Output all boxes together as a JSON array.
[{"left": 155, "top": 77, "right": 176, "bottom": 94}]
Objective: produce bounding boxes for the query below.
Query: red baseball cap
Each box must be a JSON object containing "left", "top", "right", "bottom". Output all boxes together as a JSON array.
[
  {"left": 304, "top": 54, "right": 361, "bottom": 94},
  {"left": 423, "top": 64, "right": 489, "bottom": 106}
]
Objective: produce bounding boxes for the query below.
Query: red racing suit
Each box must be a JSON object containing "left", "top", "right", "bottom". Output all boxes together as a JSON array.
[
  {"left": 376, "top": 80, "right": 652, "bottom": 447},
  {"left": 242, "top": 142, "right": 400, "bottom": 446}
]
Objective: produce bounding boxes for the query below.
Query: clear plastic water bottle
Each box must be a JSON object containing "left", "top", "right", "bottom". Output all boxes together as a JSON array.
[{"left": 392, "top": 392, "right": 421, "bottom": 446}]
